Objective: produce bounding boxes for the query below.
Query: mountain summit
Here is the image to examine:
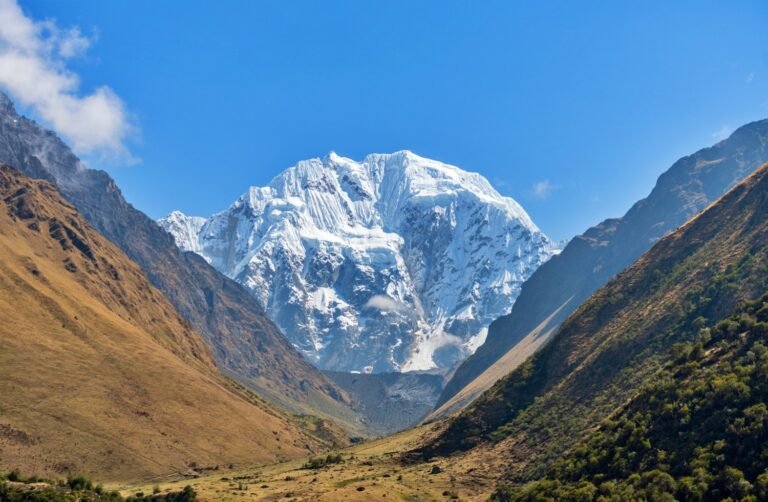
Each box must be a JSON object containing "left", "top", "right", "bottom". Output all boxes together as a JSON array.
[{"left": 161, "top": 151, "right": 557, "bottom": 372}]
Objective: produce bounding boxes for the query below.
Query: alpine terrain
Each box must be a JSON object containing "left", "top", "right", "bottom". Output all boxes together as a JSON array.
[
  {"left": 121, "top": 153, "right": 768, "bottom": 502},
  {"left": 160, "top": 152, "right": 557, "bottom": 373}
]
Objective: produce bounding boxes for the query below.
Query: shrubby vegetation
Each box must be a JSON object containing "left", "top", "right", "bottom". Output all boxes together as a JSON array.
[
  {"left": 0, "top": 471, "right": 196, "bottom": 501},
  {"left": 302, "top": 453, "right": 344, "bottom": 470},
  {"left": 125, "top": 485, "right": 196, "bottom": 501},
  {"left": 495, "top": 294, "right": 768, "bottom": 501}
]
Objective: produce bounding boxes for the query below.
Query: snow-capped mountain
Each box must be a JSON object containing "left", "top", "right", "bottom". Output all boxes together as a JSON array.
[
  {"left": 160, "top": 151, "right": 557, "bottom": 373},
  {"left": 160, "top": 212, "right": 207, "bottom": 254}
]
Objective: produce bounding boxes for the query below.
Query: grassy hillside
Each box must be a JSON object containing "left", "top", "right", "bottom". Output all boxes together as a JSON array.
[
  {"left": 497, "top": 295, "right": 768, "bottom": 501},
  {"left": 419, "top": 161, "right": 768, "bottom": 483},
  {"left": 1, "top": 470, "right": 195, "bottom": 501},
  {"left": 0, "top": 94, "right": 366, "bottom": 435},
  {"left": 0, "top": 165, "right": 337, "bottom": 482},
  {"left": 437, "top": 119, "right": 768, "bottom": 417}
]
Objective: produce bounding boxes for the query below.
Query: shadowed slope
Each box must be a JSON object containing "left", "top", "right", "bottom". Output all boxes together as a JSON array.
[{"left": 325, "top": 371, "right": 444, "bottom": 436}]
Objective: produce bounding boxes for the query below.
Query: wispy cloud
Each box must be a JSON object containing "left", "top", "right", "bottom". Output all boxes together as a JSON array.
[
  {"left": 531, "top": 179, "right": 559, "bottom": 200},
  {"left": 711, "top": 125, "right": 733, "bottom": 142},
  {"left": 492, "top": 177, "right": 511, "bottom": 192},
  {"left": 746, "top": 72, "right": 755, "bottom": 84},
  {"left": 0, "top": 0, "right": 134, "bottom": 161},
  {"left": 365, "top": 295, "right": 405, "bottom": 313},
  {"left": 363, "top": 294, "right": 422, "bottom": 321}
]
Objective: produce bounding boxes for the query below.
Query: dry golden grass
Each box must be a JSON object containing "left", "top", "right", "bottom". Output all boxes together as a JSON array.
[
  {"left": 117, "top": 423, "right": 498, "bottom": 501},
  {"left": 0, "top": 166, "right": 334, "bottom": 482}
]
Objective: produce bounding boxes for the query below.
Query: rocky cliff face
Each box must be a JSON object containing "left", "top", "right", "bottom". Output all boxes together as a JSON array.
[{"left": 161, "top": 151, "right": 557, "bottom": 373}]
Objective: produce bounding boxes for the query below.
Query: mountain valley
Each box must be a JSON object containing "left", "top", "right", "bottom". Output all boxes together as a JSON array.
[{"left": 1, "top": 96, "right": 768, "bottom": 501}]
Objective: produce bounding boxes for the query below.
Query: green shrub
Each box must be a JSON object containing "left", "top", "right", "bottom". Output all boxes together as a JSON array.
[
  {"left": 301, "top": 452, "right": 344, "bottom": 470},
  {"left": 67, "top": 474, "right": 93, "bottom": 491}
]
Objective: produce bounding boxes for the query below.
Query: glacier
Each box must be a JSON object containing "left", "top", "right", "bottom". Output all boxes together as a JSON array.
[{"left": 159, "top": 151, "right": 558, "bottom": 373}]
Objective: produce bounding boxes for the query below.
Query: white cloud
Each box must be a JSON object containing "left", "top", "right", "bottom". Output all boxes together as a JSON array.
[
  {"left": 0, "top": 0, "right": 133, "bottom": 160},
  {"left": 711, "top": 125, "right": 733, "bottom": 142},
  {"left": 747, "top": 72, "right": 755, "bottom": 84},
  {"left": 364, "top": 295, "right": 404, "bottom": 312},
  {"left": 532, "top": 179, "right": 558, "bottom": 200},
  {"left": 492, "top": 177, "right": 511, "bottom": 191},
  {"left": 363, "top": 295, "right": 420, "bottom": 319}
]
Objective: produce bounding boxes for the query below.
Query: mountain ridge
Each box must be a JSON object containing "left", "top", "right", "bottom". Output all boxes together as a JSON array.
[
  {"left": 435, "top": 118, "right": 768, "bottom": 415},
  {"left": 0, "top": 93, "right": 366, "bottom": 434},
  {"left": 418, "top": 160, "right": 768, "bottom": 485},
  {"left": 497, "top": 293, "right": 768, "bottom": 500}
]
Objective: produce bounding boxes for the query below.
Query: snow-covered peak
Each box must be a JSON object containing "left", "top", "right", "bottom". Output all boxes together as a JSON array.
[
  {"left": 0, "top": 92, "right": 16, "bottom": 114},
  {"left": 324, "top": 150, "right": 348, "bottom": 163},
  {"left": 248, "top": 151, "right": 540, "bottom": 233},
  {"left": 158, "top": 211, "right": 207, "bottom": 255},
  {"left": 364, "top": 151, "right": 537, "bottom": 229},
  {"left": 160, "top": 151, "right": 557, "bottom": 373}
]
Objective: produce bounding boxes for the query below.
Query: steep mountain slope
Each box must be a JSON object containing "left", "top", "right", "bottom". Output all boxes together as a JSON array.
[
  {"left": 497, "top": 295, "right": 768, "bottom": 500},
  {"left": 419, "top": 161, "right": 768, "bottom": 483},
  {"left": 0, "top": 165, "right": 334, "bottom": 482},
  {"left": 160, "top": 152, "right": 557, "bottom": 373},
  {"left": 0, "top": 94, "right": 361, "bottom": 432},
  {"left": 436, "top": 119, "right": 768, "bottom": 415}
]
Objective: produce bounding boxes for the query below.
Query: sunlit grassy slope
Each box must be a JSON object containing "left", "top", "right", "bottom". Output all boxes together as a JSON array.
[{"left": 0, "top": 165, "right": 339, "bottom": 482}]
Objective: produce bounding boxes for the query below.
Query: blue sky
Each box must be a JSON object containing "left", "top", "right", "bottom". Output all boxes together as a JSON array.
[{"left": 8, "top": 0, "right": 768, "bottom": 241}]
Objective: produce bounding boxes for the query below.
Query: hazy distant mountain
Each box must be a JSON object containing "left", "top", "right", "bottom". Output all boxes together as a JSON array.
[
  {"left": 161, "top": 151, "right": 557, "bottom": 373},
  {"left": 324, "top": 371, "right": 444, "bottom": 436}
]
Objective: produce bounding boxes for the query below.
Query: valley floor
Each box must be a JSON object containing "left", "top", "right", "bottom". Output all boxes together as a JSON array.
[{"left": 112, "top": 424, "right": 497, "bottom": 501}]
